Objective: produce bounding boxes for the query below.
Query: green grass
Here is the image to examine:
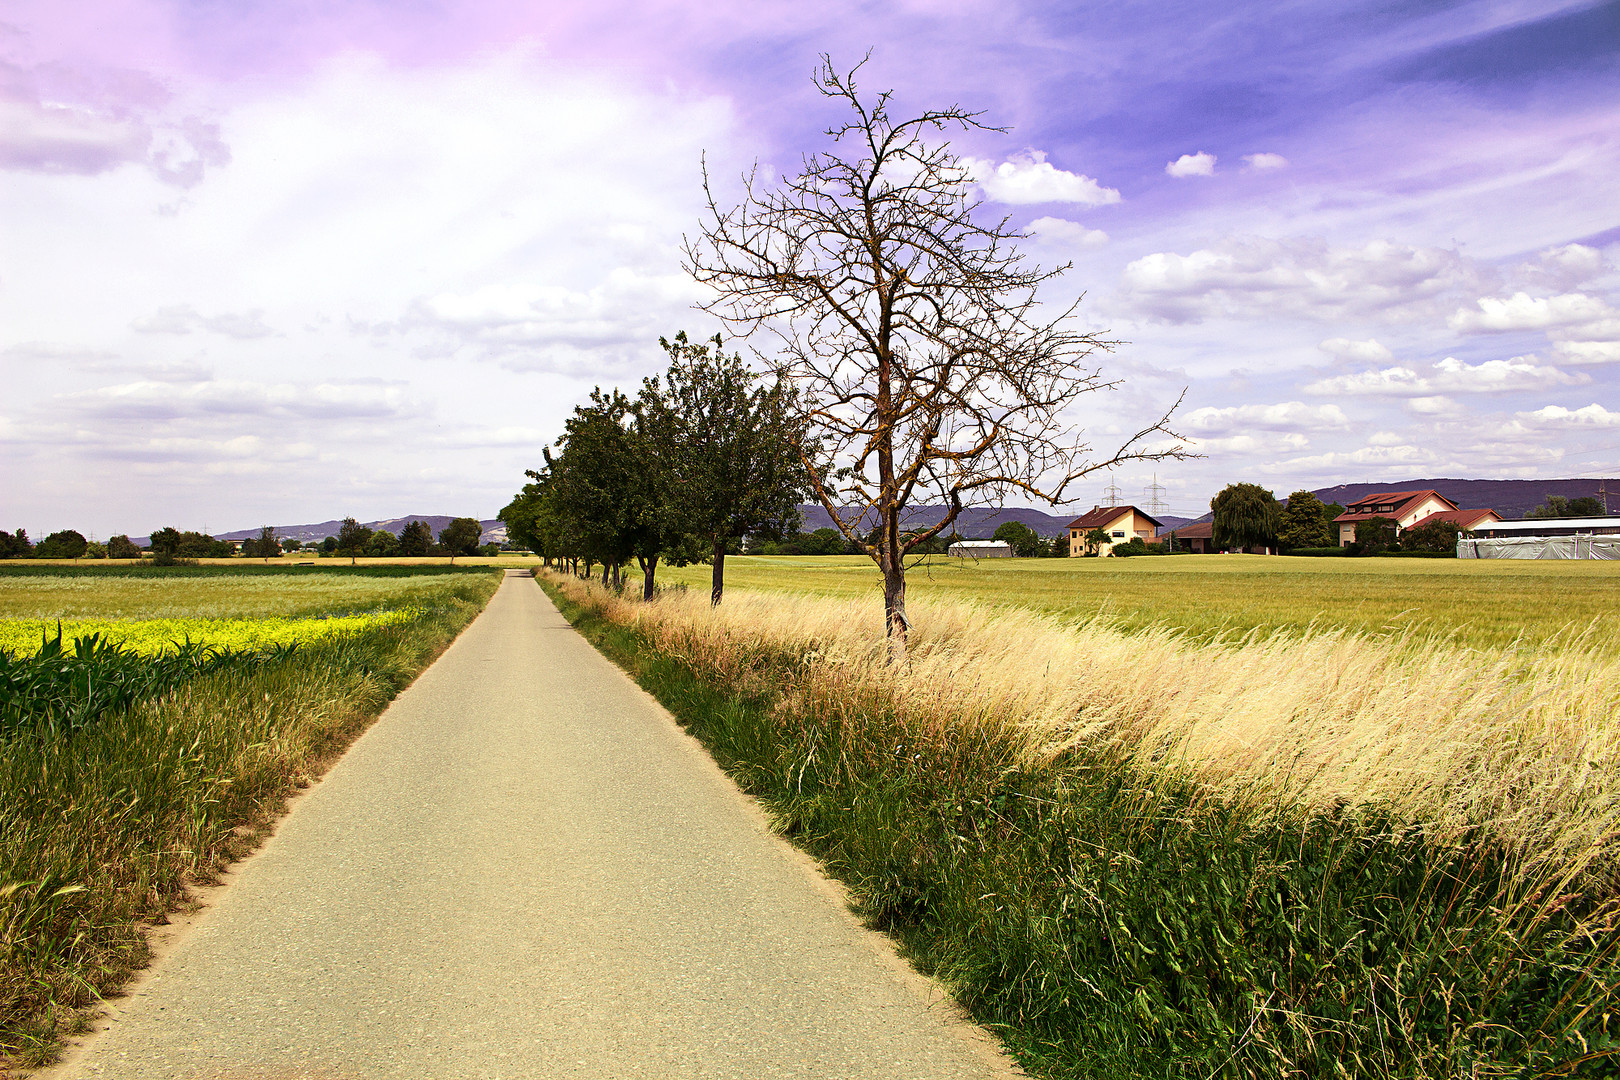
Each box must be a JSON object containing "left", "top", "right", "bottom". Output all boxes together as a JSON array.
[
  {"left": 0, "top": 565, "right": 496, "bottom": 621},
  {"left": 0, "top": 568, "right": 502, "bottom": 1067},
  {"left": 544, "top": 574, "right": 1620, "bottom": 1079},
  {"left": 660, "top": 554, "right": 1620, "bottom": 652}
]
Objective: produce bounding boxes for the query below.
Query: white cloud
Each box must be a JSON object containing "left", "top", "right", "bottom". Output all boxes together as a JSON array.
[
  {"left": 407, "top": 268, "right": 705, "bottom": 371},
  {"left": 966, "top": 151, "right": 1121, "bottom": 205},
  {"left": 64, "top": 378, "right": 417, "bottom": 422},
  {"left": 132, "top": 304, "right": 277, "bottom": 338},
  {"left": 1517, "top": 243, "right": 1608, "bottom": 292},
  {"left": 1448, "top": 291, "right": 1614, "bottom": 332},
  {"left": 1553, "top": 340, "right": 1620, "bottom": 365},
  {"left": 1165, "top": 151, "right": 1216, "bottom": 178},
  {"left": 1242, "top": 153, "right": 1288, "bottom": 171},
  {"left": 1027, "top": 216, "right": 1108, "bottom": 248},
  {"left": 1305, "top": 355, "right": 1587, "bottom": 397},
  {"left": 1120, "top": 236, "right": 1478, "bottom": 323},
  {"left": 1318, "top": 337, "right": 1393, "bottom": 362},
  {"left": 1183, "top": 401, "right": 1349, "bottom": 433},
  {"left": 1516, "top": 403, "right": 1620, "bottom": 428},
  {"left": 1405, "top": 396, "right": 1461, "bottom": 416},
  {"left": 1193, "top": 432, "right": 1310, "bottom": 454}
]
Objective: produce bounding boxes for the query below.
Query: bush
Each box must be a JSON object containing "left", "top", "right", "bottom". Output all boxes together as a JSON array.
[{"left": 1283, "top": 546, "right": 1351, "bottom": 557}]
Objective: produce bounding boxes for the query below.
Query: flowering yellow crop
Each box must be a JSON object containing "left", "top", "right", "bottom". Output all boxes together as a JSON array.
[{"left": 0, "top": 609, "right": 419, "bottom": 658}]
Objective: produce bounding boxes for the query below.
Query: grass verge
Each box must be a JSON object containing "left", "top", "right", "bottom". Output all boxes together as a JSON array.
[
  {"left": 0, "top": 570, "right": 501, "bottom": 1068},
  {"left": 540, "top": 572, "right": 1620, "bottom": 1079}
]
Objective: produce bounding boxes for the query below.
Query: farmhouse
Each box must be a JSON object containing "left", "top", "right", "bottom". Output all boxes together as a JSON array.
[
  {"left": 1067, "top": 505, "right": 1162, "bottom": 557},
  {"left": 1333, "top": 490, "right": 1484, "bottom": 546},
  {"left": 948, "top": 539, "right": 1014, "bottom": 558}
]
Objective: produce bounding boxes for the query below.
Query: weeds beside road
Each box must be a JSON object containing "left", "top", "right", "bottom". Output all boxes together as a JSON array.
[
  {"left": 544, "top": 571, "right": 1620, "bottom": 1078},
  {"left": 0, "top": 568, "right": 501, "bottom": 1068}
]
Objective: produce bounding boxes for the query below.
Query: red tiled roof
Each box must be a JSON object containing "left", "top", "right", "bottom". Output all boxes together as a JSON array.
[
  {"left": 1169, "top": 521, "right": 1214, "bottom": 538},
  {"left": 1066, "top": 505, "right": 1164, "bottom": 530},
  {"left": 1407, "top": 508, "right": 1501, "bottom": 531},
  {"left": 1332, "top": 489, "right": 1457, "bottom": 524}
]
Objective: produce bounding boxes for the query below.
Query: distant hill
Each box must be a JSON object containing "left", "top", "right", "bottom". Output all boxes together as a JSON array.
[
  {"left": 132, "top": 516, "right": 506, "bottom": 549},
  {"left": 147, "top": 477, "right": 1615, "bottom": 549},
  {"left": 1310, "top": 478, "right": 1617, "bottom": 520}
]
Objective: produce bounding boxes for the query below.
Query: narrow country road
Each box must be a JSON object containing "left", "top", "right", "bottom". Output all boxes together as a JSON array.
[{"left": 48, "top": 572, "right": 1017, "bottom": 1079}]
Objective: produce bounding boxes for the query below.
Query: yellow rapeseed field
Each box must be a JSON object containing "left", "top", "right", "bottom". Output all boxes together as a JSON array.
[{"left": 0, "top": 611, "right": 418, "bottom": 657}]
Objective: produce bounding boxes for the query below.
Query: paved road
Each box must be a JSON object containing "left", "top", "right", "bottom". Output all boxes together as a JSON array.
[{"left": 49, "top": 572, "right": 1016, "bottom": 1079}]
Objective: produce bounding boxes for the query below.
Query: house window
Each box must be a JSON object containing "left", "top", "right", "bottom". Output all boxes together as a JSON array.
[{"left": 1111, "top": 530, "right": 1124, "bottom": 538}]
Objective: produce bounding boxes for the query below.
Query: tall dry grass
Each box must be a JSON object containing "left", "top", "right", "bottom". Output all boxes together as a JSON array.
[{"left": 556, "top": 574, "right": 1620, "bottom": 892}]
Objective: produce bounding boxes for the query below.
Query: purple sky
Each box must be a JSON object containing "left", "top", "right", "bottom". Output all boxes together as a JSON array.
[{"left": 3, "top": 0, "right": 1618, "bottom": 535}]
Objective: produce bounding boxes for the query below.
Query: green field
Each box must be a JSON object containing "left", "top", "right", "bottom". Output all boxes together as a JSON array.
[
  {"left": 0, "top": 565, "right": 499, "bottom": 621},
  {"left": 660, "top": 554, "right": 1620, "bottom": 651}
]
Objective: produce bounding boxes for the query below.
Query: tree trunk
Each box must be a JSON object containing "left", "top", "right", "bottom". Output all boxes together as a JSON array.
[
  {"left": 601, "top": 562, "right": 610, "bottom": 588},
  {"left": 711, "top": 537, "right": 726, "bottom": 606},
  {"left": 881, "top": 544, "right": 908, "bottom": 663},
  {"left": 640, "top": 554, "right": 658, "bottom": 601}
]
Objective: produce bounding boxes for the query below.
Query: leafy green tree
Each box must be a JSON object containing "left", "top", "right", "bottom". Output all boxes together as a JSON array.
[
  {"left": 0, "top": 530, "right": 24, "bottom": 558},
  {"left": 1211, "top": 483, "right": 1281, "bottom": 554},
  {"left": 544, "top": 390, "right": 653, "bottom": 589},
  {"left": 245, "top": 526, "right": 279, "bottom": 561},
  {"left": 1528, "top": 494, "right": 1605, "bottom": 518},
  {"left": 639, "top": 332, "right": 808, "bottom": 604},
  {"left": 1401, "top": 517, "right": 1461, "bottom": 553},
  {"left": 366, "top": 529, "right": 398, "bottom": 558},
  {"left": 1355, "top": 516, "right": 1397, "bottom": 554},
  {"left": 1279, "top": 490, "right": 1333, "bottom": 550},
  {"left": 1083, "top": 526, "right": 1110, "bottom": 556},
  {"left": 397, "top": 519, "right": 434, "bottom": 557},
  {"left": 280, "top": 537, "right": 302, "bottom": 554},
  {"left": 992, "top": 521, "right": 1042, "bottom": 557},
  {"left": 1046, "top": 534, "right": 1069, "bottom": 558},
  {"left": 335, "top": 517, "right": 373, "bottom": 564},
  {"left": 107, "top": 535, "right": 141, "bottom": 560},
  {"left": 85, "top": 541, "right": 108, "bottom": 559},
  {"left": 148, "top": 527, "right": 181, "bottom": 557},
  {"left": 320, "top": 536, "right": 338, "bottom": 556},
  {"left": 802, "top": 527, "right": 845, "bottom": 555},
  {"left": 36, "top": 530, "right": 89, "bottom": 559},
  {"left": 438, "top": 517, "right": 483, "bottom": 564}
]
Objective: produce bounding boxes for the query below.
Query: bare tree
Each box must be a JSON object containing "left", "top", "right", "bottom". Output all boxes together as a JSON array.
[{"left": 685, "top": 57, "right": 1186, "bottom": 655}]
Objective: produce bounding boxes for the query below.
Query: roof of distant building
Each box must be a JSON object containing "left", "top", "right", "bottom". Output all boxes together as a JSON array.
[
  {"left": 1333, "top": 489, "right": 1457, "bottom": 524},
  {"left": 1066, "top": 505, "right": 1164, "bottom": 530}
]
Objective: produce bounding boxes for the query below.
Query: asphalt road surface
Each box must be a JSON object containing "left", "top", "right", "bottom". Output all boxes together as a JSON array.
[{"left": 48, "top": 571, "right": 1018, "bottom": 1079}]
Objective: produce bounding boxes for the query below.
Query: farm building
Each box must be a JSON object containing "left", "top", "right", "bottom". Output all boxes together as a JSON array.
[
  {"left": 1067, "top": 505, "right": 1162, "bottom": 557},
  {"left": 1166, "top": 521, "right": 1215, "bottom": 553},
  {"left": 1459, "top": 517, "right": 1620, "bottom": 559},
  {"left": 947, "top": 539, "right": 1014, "bottom": 558},
  {"left": 1332, "top": 490, "right": 1499, "bottom": 546}
]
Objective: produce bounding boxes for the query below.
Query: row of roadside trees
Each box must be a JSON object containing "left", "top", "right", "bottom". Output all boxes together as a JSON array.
[{"left": 500, "top": 333, "right": 808, "bottom": 605}]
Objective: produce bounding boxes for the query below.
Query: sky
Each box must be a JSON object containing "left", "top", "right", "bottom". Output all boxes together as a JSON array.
[{"left": 2, "top": 0, "right": 1618, "bottom": 535}]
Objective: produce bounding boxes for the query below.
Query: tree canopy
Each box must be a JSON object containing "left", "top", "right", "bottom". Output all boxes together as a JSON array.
[
  {"left": 685, "top": 57, "right": 1185, "bottom": 653},
  {"left": 1279, "top": 490, "right": 1334, "bottom": 550},
  {"left": 1211, "top": 484, "right": 1281, "bottom": 553}
]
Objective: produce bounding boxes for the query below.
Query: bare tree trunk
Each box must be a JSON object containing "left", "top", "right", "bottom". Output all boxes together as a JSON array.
[
  {"left": 601, "top": 562, "right": 610, "bottom": 588},
  {"left": 711, "top": 538, "right": 726, "bottom": 606},
  {"left": 639, "top": 554, "right": 658, "bottom": 601},
  {"left": 881, "top": 546, "right": 907, "bottom": 662}
]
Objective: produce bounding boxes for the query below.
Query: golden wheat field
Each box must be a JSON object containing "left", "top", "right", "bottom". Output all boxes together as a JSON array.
[
  {"left": 564, "top": 558, "right": 1620, "bottom": 888},
  {"left": 660, "top": 553, "right": 1620, "bottom": 652}
]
